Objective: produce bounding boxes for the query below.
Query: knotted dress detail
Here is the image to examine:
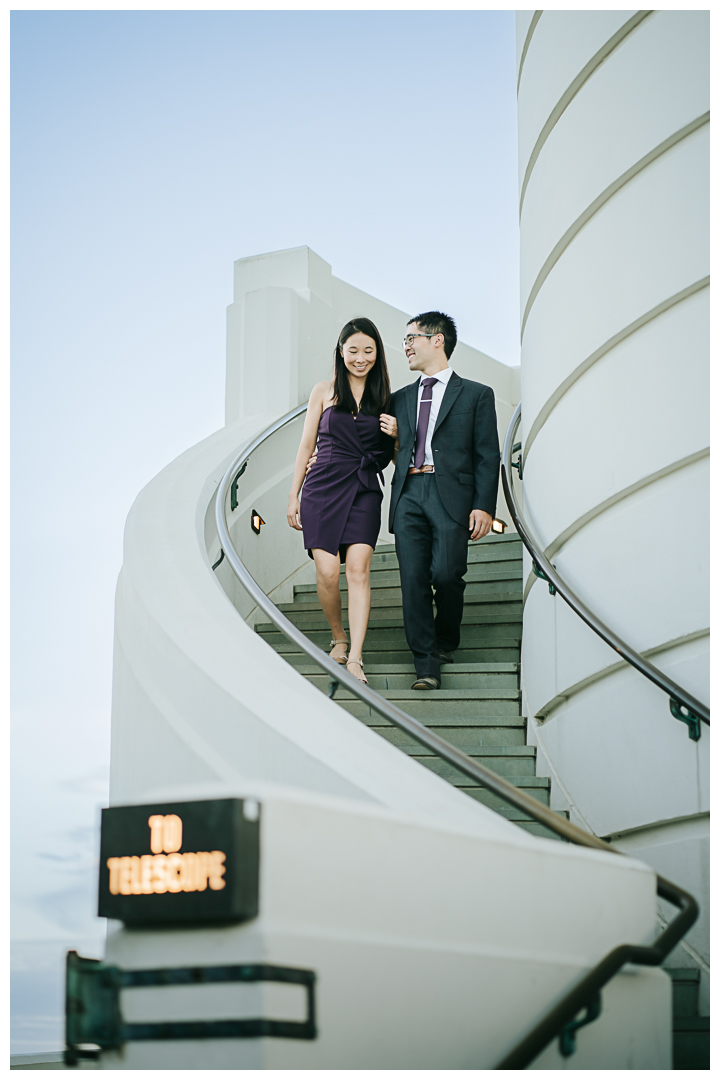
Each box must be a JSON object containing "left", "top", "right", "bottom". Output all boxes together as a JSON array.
[{"left": 300, "top": 406, "right": 394, "bottom": 562}]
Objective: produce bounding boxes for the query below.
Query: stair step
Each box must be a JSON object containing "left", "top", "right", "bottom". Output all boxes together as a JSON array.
[
  {"left": 369, "top": 548, "right": 520, "bottom": 574},
  {"left": 344, "top": 686, "right": 521, "bottom": 702},
  {"left": 358, "top": 705, "right": 524, "bottom": 724},
  {"left": 672, "top": 1017, "right": 709, "bottom": 1031},
  {"left": 373, "top": 534, "right": 519, "bottom": 551},
  {"left": 279, "top": 648, "right": 521, "bottom": 665},
  {"left": 667, "top": 969, "right": 700, "bottom": 1017},
  {"left": 292, "top": 661, "right": 518, "bottom": 675},
  {"left": 367, "top": 540, "right": 521, "bottom": 573},
  {"left": 672, "top": 1021, "right": 710, "bottom": 1069},
  {"left": 259, "top": 605, "right": 523, "bottom": 632},
  {"left": 374, "top": 535, "right": 520, "bottom": 554},
  {"left": 361, "top": 724, "right": 527, "bottom": 752},
  {"left": 305, "top": 672, "right": 519, "bottom": 691},
  {"left": 458, "top": 787, "right": 551, "bottom": 815},
  {"left": 283, "top": 581, "right": 522, "bottom": 612},
  {"left": 516, "top": 819, "right": 570, "bottom": 842},
  {"left": 375, "top": 533, "right": 520, "bottom": 551},
  {"left": 259, "top": 626, "right": 522, "bottom": 648},
  {"left": 295, "top": 562, "right": 523, "bottom": 596},
  {"left": 341, "top": 696, "right": 521, "bottom": 723},
  {"left": 414, "top": 755, "right": 541, "bottom": 781}
]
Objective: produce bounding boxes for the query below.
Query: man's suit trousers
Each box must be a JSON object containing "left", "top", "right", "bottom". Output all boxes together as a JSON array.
[{"left": 393, "top": 472, "right": 469, "bottom": 680}]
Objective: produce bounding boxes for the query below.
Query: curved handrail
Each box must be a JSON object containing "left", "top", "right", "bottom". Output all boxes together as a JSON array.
[
  {"left": 214, "top": 402, "right": 698, "bottom": 1068},
  {"left": 213, "top": 404, "right": 613, "bottom": 846},
  {"left": 501, "top": 403, "right": 709, "bottom": 741}
]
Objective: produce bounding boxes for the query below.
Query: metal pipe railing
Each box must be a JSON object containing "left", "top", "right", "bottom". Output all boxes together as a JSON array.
[
  {"left": 501, "top": 403, "right": 709, "bottom": 740},
  {"left": 213, "top": 402, "right": 699, "bottom": 1068},
  {"left": 213, "top": 404, "right": 606, "bottom": 844}
]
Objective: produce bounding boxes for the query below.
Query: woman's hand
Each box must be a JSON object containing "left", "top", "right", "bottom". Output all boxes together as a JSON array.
[
  {"left": 380, "top": 413, "right": 398, "bottom": 440},
  {"left": 287, "top": 496, "right": 302, "bottom": 531}
]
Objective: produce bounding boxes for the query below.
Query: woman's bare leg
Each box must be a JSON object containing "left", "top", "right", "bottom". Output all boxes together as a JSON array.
[
  {"left": 344, "top": 543, "right": 374, "bottom": 681},
  {"left": 312, "top": 549, "right": 347, "bottom": 659}
]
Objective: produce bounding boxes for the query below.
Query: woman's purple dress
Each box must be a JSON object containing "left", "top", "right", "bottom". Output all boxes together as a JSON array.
[{"left": 301, "top": 407, "right": 394, "bottom": 561}]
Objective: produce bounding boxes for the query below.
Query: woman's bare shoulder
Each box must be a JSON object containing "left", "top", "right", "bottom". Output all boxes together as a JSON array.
[
  {"left": 309, "top": 379, "right": 333, "bottom": 399},
  {"left": 309, "top": 380, "right": 335, "bottom": 409}
]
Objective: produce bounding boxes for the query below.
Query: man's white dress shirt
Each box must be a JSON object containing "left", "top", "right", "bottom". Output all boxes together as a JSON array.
[{"left": 414, "top": 366, "right": 454, "bottom": 466}]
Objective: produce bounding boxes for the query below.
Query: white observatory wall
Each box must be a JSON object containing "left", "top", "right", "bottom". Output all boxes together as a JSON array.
[{"left": 516, "top": 10, "right": 709, "bottom": 1006}]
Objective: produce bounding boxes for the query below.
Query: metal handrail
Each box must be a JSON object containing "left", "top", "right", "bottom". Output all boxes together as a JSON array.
[
  {"left": 214, "top": 402, "right": 698, "bottom": 1068},
  {"left": 501, "top": 403, "right": 709, "bottom": 741}
]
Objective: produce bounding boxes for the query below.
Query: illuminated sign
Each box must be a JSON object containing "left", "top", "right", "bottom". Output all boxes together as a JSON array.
[{"left": 98, "top": 798, "right": 260, "bottom": 926}]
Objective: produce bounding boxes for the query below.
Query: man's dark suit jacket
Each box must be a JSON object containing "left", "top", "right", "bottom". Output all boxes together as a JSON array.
[{"left": 388, "top": 371, "right": 501, "bottom": 533}]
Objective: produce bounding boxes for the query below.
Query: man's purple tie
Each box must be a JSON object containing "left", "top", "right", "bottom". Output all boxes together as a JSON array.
[{"left": 414, "top": 377, "right": 438, "bottom": 469}]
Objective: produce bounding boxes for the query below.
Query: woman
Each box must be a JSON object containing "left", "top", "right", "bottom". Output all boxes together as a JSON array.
[{"left": 287, "top": 318, "right": 396, "bottom": 684}]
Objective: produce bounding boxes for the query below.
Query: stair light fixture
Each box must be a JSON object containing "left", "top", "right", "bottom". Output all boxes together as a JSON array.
[
  {"left": 250, "top": 510, "right": 265, "bottom": 535},
  {"left": 492, "top": 518, "right": 507, "bottom": 534}
]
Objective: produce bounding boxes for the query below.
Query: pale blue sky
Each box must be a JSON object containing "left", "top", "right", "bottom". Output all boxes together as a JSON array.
[{"left": 11, "top": 9, "right": 519, "bottom": 1052}]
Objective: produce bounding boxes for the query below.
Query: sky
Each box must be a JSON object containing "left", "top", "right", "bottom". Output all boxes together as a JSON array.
[{"left": 10, "top": 8, "right": 519, "bottom": 1054}]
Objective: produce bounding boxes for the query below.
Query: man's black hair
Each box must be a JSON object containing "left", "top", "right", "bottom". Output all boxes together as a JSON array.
[{"left": 408, "top": 311, "right": 458, "bottom": 360}]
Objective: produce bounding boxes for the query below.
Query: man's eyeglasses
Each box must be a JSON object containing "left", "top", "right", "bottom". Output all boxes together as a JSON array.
[{"left": 403, "top": 333, "right": 436, "bottom": 347}]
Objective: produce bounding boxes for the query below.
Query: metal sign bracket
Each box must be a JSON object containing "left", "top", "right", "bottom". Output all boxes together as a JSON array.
[{"left": 64, "top": 951, "right": 317, "bottom": 1065}]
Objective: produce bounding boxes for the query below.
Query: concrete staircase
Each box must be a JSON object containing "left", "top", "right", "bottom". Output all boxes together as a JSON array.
[
  {"left": 256, "top": 532, "right": 564, "bottom": 841},
  {"left": 255, "top": 531, "right": 709, "bottom": 1068}
]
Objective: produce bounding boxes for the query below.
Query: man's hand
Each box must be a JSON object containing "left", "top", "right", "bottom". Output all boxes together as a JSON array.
[
  {"left": 305, "top": 454, "right": 317, "bottom": 476},
  {"left": 380, "top": 413, "right": 398, "bottom": 440},
  {"left": 469, "top": 509, "right": 492, "bottom": 541}
]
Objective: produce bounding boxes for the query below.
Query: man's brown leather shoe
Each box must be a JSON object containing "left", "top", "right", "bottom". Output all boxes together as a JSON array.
[{"left": 411, "top": 675, "right": 441, "bottom": 690}]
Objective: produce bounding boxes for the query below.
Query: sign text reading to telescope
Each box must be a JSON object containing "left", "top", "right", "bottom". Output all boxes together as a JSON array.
[{"left": 98, "top": 798, "right": 260, "bottom": 925}]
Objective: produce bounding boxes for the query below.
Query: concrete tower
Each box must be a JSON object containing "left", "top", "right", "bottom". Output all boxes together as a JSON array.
[{"left": 516, "top": 9, "right": 709, "bottom": 1009}]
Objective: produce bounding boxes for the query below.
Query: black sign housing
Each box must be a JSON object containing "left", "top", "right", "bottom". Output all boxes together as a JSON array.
[{"left": 98, "top": 798, "right": 260, "bottom": 926}]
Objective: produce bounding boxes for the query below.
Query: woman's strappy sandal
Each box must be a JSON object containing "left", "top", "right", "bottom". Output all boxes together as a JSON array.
[
  {"left": 347, "top": 657, "right": 367, "bottom": 685},
  {"left": 329, "top": 637, "right": 349, "bottom": 664}
]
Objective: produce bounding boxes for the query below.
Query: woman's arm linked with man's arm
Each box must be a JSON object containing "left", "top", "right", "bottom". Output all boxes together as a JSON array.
[
  {"left": 379, "top": 408, "right": 399, "bottom": 464},
  {"left": 305, "top": 399, "right": 399, "bottom": 479}
]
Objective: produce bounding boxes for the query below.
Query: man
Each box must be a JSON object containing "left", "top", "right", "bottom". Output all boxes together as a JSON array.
[{"left": 381, "top": 312, "right": 500, "bottom": 690}]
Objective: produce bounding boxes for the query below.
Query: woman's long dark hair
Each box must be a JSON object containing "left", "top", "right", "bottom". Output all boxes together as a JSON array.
[{"left": 332, "top": 317, "right": 391, "bottom": 417}]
